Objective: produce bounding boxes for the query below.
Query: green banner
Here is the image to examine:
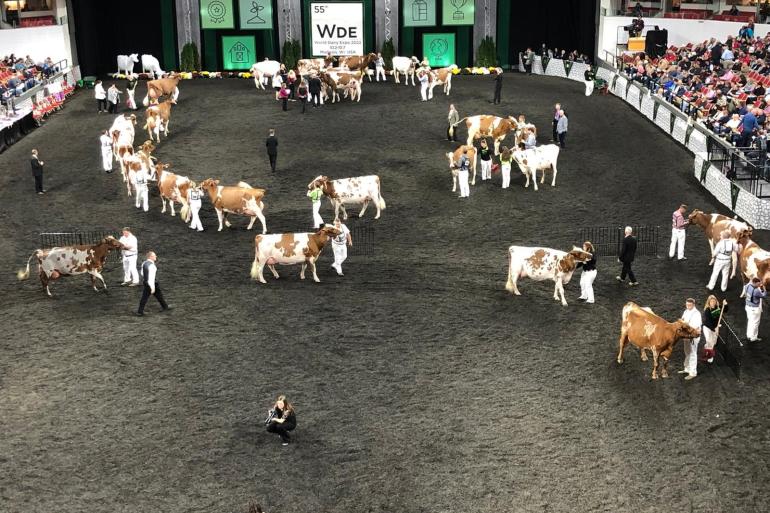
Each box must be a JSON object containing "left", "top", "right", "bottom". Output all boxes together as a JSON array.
[
  {"left": 222, "top": 35, "right": 256, "bottom": 69},
  {"left": 404, "top": 0, "right": 436, "bottom": 27},
  {"left": 625, "top": 79, "right": 632, "bottom": 94},
  {"left": 442, "top": 0, "right": 474, "bottom": 25},
  {"left": 731, "top": 182, "right": 740, "bottom": 210},
  {"left": 239, "top": 0, "right": 273, "bottom": 29},
  {"left": 201, "top": 0, "right": 235, "bottom": 29},
  {"left": 685, "top": 125, "right": 694, "bottom": 145},
  {"left": 700, "top": 159, "right": 710, "bottom": 183},
  {"left": 670, "top": 114, "right": 676, "bottom": 133},
  {"left": 423, "top": 33, "right": 455, "bottom": 67},
  {"left": 611, "top": 74, "right": 618, "bottom": 90},
  {"left": 653, "top": 101, "right": 660, "bottom": 119},
  {"left": 542, "top": 55, "right": 550, "bottom": 71},
  {"left": 563, "top": 59, "right": 572, "bottom": 77}
]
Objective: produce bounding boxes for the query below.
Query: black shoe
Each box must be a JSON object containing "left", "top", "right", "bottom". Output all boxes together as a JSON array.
[
  {"left": 161, "top": 305, "right": 172, "bottom": 311},
  {"left": 135, "top": 312, "right": 144, "bottom": 316}
]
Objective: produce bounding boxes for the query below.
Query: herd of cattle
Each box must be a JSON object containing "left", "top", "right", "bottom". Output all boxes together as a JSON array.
[{"left": 15, "top": 56, "right": 770, "bottom": 379}]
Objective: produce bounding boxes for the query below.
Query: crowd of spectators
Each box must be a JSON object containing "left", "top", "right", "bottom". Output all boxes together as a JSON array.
[
  {"left": 622, "top": 25, "right": 770, "bottom": 150},
  {"left": 537, "top": 45, "right": 592, "bottom": 64},
  {"left": 0, "top": 54, "right": 58, "bottom": 106}
]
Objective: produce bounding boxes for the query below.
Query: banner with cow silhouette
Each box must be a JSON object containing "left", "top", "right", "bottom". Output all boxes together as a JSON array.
[{"left": 310, "top": 2, "right": 364, "bottom": 56}]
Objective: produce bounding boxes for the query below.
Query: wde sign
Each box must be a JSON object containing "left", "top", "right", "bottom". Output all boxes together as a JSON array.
[{"left": 311, "top": 2, "right": 364, "bottom": 56}]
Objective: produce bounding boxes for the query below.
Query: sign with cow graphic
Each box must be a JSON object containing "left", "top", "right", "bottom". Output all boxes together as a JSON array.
[{"left": 310, "top": 2, "right": 364, "bottom": 56}]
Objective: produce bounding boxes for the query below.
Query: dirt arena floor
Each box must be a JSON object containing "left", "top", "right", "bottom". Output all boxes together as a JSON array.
[{"left": 2, "top": 73, "right": 770, "bottom": 513}]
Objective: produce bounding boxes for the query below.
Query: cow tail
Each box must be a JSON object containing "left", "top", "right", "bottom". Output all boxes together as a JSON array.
[
  {"left": 180, "top": 203, "right": 190, "bottom": 222},
  {"left": 250, "top": 255, "right": 260, "bottom": 280},
  {"left": 142, "top": 94, "right": 149, "bottom": 107},
  {"left": 17, "top": 251, "right": 38, "bottom": 281},
  {"left": 505, "top": 249, "right": 515, "bottom": 293},
  {"left": 378, "top": 181, "right": 386, "bottom": 210}
]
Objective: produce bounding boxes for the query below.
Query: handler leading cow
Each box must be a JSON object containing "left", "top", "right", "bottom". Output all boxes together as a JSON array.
[{"left": 308, "top": 175, "right": 386, "bottom": 221}]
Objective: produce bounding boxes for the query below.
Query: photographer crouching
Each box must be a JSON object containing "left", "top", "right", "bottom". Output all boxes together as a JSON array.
[{"left": 265, "top": 395, "right": 296, "bottom": 446}]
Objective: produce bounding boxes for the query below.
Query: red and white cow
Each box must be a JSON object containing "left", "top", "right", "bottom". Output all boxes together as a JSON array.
[
  {"left": 321, "top": 70, "right": 363, "bottom": 103},
  {"left": 738, "top": 239, "right": 770, "bottom": 292},
  {"left": 297, "top": 57, "right": 334, "bottom": 77},
  {"left": 199, "top": 178, "right": 267, "bottom": 233},
  {"left": 143, "top": 99, "right": 172, "bottom": 142},
  {"left": 308, "top": 175, "right": 386, "bottom": 221},
  {"left": 391, "top": 56, "right": 419, "bottom": 85},
  {"left": 250, "top": 225, "right": 340, "bottom": 283},
  {"left": 338, "top": 53, "right": 378, "bottom": 81},
  {"left": 428, "top": 65, "right": 458, "bottom": 97},
  {"left": 687, "top": 209, "right": 753, "bottom": 267},
  {"left": 505, "top": 245, "right": 593, "bottom": 306},
  {"left": 156, "top": 163, "right": 191, "bottom": 218},
  {"left": 512, "top": 144, "right": 560, "bottom": 190},
  {"left": 142, "top": 75, "right": 180, "bottom": 105},
  {"left": 250, "top": 59, "right": 281, "bottom": 89},
  {"left": 17, "top": 236, "right": 125, "bottom": 297},
  {"left": 446, "top": 145, "right": 478, "bottom": 189},
  {"left": 465, "top": 115, "right": 519, "bottom": 155}
]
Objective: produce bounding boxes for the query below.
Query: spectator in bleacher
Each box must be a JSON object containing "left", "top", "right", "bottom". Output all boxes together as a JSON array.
[
  {"left": 762, "top": 1, "right": 770, "bottom": 23},
  {"left": 729, "top": 4, "right": 739, "bottom": 16},
  {"left": 633, "top": 2, "right": 642, "bottom": 18},
  {"left": 740, "top": 107, "right": 760, "bottom": 146},
  {"left": 107, "top": 83, "right": 121, "bottom": 114},
  {"left": 23, "top": 55, "right": 33, "bottom": 68},
  {"left": 94, "top": 80, "right": 106, "bottom": 113}
]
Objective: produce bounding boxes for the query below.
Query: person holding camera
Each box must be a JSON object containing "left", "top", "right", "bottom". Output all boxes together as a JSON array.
[
  {"left": 744, "top": 277, "right": 766, "bottom": 342},
  {"left": 265, "top": 395, "right": 296, "bottom": 446}
]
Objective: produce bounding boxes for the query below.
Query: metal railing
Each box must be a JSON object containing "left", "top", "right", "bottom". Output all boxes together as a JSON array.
[
  {"left": 39, "top": 231, "right": 122, "bottom": 265},
  {"left": 706, "top": 136, "right": 770, "bottom": 199},
  {"left": 577, "top": 225, "right": 661, "bottom": 258}
]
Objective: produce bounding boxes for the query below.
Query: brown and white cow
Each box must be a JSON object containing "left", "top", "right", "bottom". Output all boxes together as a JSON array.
[
  {"left": 466, "top": 115, "right": 520, "bottom": 155},
  {"left": 505, "top": 245, "right": 592, "bottom": 306},
  {"left": 512, "top": 144, "right": 560, "bottom": 190},
  {"left": 308, "top": 175, "right": 386, "bottom": 221},
  {"left": 446, "top": 145, "right": 478, "bottom": 189},
  {"left": 143, "top": 75, "right": 180, "bottom": 106},
  {"left": 321, "top": 70, "right": 363, "bottom": 103},
  {"left": 428, "top": 65, "right": 458, "bottom": 97},
  {"left": 617, "top": 302, "right": 702, "bottom": 379},
  {"left": 121, "top": 141, "right": 156, "bottom": 197},
  {"left": 199, "top": 178, "right": 267, "bottom": 233},
  {"left": 143, "top": 99, "right": 172, "bottom": 142},
  {"left": 338, "top": 53, "right": 378, "bottom": 81},
  {"left": 250, "top": 225, "right": 340, "bottom": 283},
  {"left": 17, "top": 236, "right": 125, "bottom": 297},
  {"left": 156, "top": 163, "right": 191, "bottom": 218},
  {"left": 687, "top": 209, "right": 753, "bottom": 266},
  {"left": 297, "top": 57, "right": 334, "bottom": 77},
  {"left": 738, "top": 238, "right": 770, "bottom": 292}
]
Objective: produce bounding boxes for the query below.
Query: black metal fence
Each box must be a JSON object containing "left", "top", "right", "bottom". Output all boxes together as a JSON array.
[
  {"left": 577, "top": 225, "right": 661, "bottom": 258},
  {"left": 39, "top": 231, "right": 122, "bottom": 266},
  {"left": 347, "top": 225, "right": 375, "bottom": 256},
  {"left": 706, "top": 136, "right": 770, "bottom": 199}
]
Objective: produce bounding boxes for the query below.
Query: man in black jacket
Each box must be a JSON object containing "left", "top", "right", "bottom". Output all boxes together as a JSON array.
[
  {"left": 30, "top": 149, "right": 45, "bottom": 194},
  {"left": 265, "top": 129, "right": 278, "bottom": 172},
  {"left": 492, "top": 70, "right": 503, "bottom": 104},
  {"left": 308, "top": 73, "right": 322, "bottom": 108},
  {"left": 616, "top": 226, "right": 638, "bottom": 285}
]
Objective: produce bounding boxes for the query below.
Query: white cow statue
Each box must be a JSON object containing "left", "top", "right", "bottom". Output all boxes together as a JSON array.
[
  {"left": 512, "top": 144, "right": 560, "bottom": 190},
  {"left": 141, "top": 54, "right": 165, "bottom": 79},
  {"left": 250, "top": 59, "right": 281, "bottom": 89},
  {"left": 308, "top": 175, "right": 386, "bottom": 220},
  {"left": 117, "top": 54, "right": 139, "bottom": 75},
  {"left": 506, "top": 245, "right": 593, "bottom": 306}
]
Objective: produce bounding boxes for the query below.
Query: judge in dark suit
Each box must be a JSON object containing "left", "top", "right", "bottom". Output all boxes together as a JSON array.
[
  {"left": 492, "top": 69, "right": 503, "bottom": 104},
  {"left": 616, "top": 226, "right": 638, "bottom": 285},
  {"left": 30, "top": 149, "right": 45, "bottom": 194},
  {"left": 265, "top": 128, "right": 278, "bottom": 172}
]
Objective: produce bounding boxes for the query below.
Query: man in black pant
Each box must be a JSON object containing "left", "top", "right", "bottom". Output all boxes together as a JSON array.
[
  {"left": 492, "top": 69, "right": 503, "bottom": 104},
  {"left": 136, "top": 251, "right": 170, "bottom": 316},
  {"left": 308, "top": 73, "right": 322, "bottom": 108},
  {"left": 616, "top": 226, "right": 639, "bottom": 286},
  {"left": 265, "top": 129, "right": 278, "bottom": 172},
  {"left": 30, "top": 149, "right": 45, "bottom": 194}
]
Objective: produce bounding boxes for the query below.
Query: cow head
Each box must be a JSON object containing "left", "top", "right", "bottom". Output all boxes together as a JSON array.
[
  {"left": 102, "top": 236, "right": 126, "bottom": 251},
  {"left": 507, "top": 116, "right": 519, "bottom": 129},
  {"left": 139, "top": 140, "right": 155, "bottom": 154},
  {"left": 756, "top": 257, "right": 770, "bottom": 288},
  {"left": 126, "top": 114, "right": 137, "bottom": 125},
  {"left": 568, "top": 246, "right": 593, "bottom": 263},
  {"left": 318, "top": 224, "right": 341, "bottom": 238},
  {"left": 686, "top": 208, "right": 706, "bottom": 228},
  {"left": 199, "top": 178, "right": 220, "bottom": 193},
  {"left": 155, "top": 162, "right": 171, "bottom": 179},
  {"left": 308, "top": 175, "right": 328, "bottom": 190},
  {"left": 674, "top": 320, "right": 701, "bottom": 340},
  {"left": 129, "top": 53, "right": 139, "bottom": 63}
]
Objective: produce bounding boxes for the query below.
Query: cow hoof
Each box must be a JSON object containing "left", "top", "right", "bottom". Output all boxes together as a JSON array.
[
  {"left": 617, "top": 358, "right": 623, "bottom": 365},
  {"left": 652, "top": 375, "right": 658, "bottom": 380},
  {"left": 513, "top": 291, "right": 521, "bottom": 296}
]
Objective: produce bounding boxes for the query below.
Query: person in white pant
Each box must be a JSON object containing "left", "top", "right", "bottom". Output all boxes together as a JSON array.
[
  {"left": 419, "top": 70, "right": 430, "bottom": 101},
  {"left": 678, "top": 297, "right": 702, "bottom": 380},
  {"left": 119, "top": 227, "right": 140, "bottom": 286},
  {"left": 331, "top": 219, "right": 352, "bottom": 276},
  {"left": 307, "top": 183, "right": 324, "bottom": 228},
  {"left": 707, "top": 231, "right": 737, "bottom": 292},
  {"left": 134, "top": 166, "right": 149, "bottom": 212},
  {"left": 669, "top": 204, "right": 689, "bottom": 260},
  {"left": 500, "top": 146, "right": 512, "bottom": 189},
  {"left": 584, "top": 68, "right": 595, "bottom": 96},
  {"left": 478, "top": 139, "right": 492, "bottom": 181},
  {"left": 374, "top": 53, "right": 386, "bottom": 82},
  {"left": 577, "top": 241, "right": 597, "bottom": 303},
  {"left": 744, "top": 277, "right": 766, "bottom": 342},
  {"left": 99, "top": 130, "right": 113, "bottom": 172},
  {"left": 187, "top": 182, "right": 204, "bottom": 231},
  {"left": 454, "top": 148, "right": 471, "bottom": 198}
]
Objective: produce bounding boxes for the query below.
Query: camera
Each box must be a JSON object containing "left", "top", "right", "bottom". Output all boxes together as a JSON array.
[{"left": 264, "top": 408, "right": 277, "bottom": 425}]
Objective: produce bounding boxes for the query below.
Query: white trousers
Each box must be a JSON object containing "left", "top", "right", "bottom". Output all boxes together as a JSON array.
[
  {"left": 122, "top": 255, "right": 139, "bottom": 284},
  {"left": 707, "top": 258, "right": 731, "bottom": 291},
  {"left": 669, "top": 228, "right": 686, "bottom": 259},
  {"left": 332, "top": 243, "right": 347, "bottom": 272},
  {"left": 458, "top": 170, "right": 470, "bottom": 197},
  {"left": 584, "top": 80, "right": 594, "bottom": 96},
  {"left": 579, "top": 269, "right": 597, "bottom": 303},
  {"left": 702, "top": 326, "right": 718, "bottom": 351},
  {"left": 420, "top": 83, "right": 429, "bottom": 101},
  {"left": 312, "top": 200, "right": 324, "bottom": 228},
  {"left": 189, "top": 200, "right": 203, "bottom": 231},
  {"left": 375, "top": 67, "right": 385, "bottom": 81},
  {"left": 746, "top": 305, "right": 762, "bottom": 341},
  {"left": 480, "top": 159, "right": 492, "bottom": 180},
  {"left": 135, "top": 185, "right": 148, "bottom": 211},
  {"left": 101, "top": 147, "right": 113, "bottom": 171},
  {"left": 501, "top": 163, "right": 511, "bottom": 188},
  {"left": 683, "top": 337, "right": 700, "bottom": 376}
]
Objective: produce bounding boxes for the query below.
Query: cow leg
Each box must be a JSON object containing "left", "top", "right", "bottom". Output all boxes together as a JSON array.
[
  {"left": 640, "top": 348, "right": 649, "bottom": 361},
  {"left": 300, "top": 263, "right": 307, "bottom": 280},
  {"left": 659, "top": 348, "right": 673, "bottom": 378},
  {"left": 551, "top": 163, "right": 558, "bottom": 187},
  {"left": 540, "top": 168, "right": 546, "bottom": 184},
  {"left": 256, "top": 207, "right": 267, "bottom": 234},
  {"left": 359, "top": 200, "right": 369, "bottom": 218},
  {"left": 216, "top": 209, "right": 224, "bottom": 231},
  {"left": 651, "top": 349, "right": 660, "bottom": 380},
  {"left": 40, "top": 271, "right": 52, "bottom": 298},
  {"left": 268, "top": 264, "right": 279, "bottom": 279},
  {"left": 309, "top": 260, "right": 320, "bottom": 282},
  {"left": 246, "top": 216, "right": 256, "bottom": 230},
  {"left": 554, "top": 279, "right": 567, "bottom": 306},
  {"left": 172, "top": 87, "right": 179, "bottom": 103},
  {"left": 92, "top": 270, "right": 107, "bottom": 291},
  {"left": 708, "top": 239, "right": 716, "bottom": 265},
  {"left": 532, "top": 170, "right": 539, "bottom": 191},
  {"left": 161, "top": 196, "right": 167, "bottom": 213},
  {"left": 617, "top": 332, "right": 628, "bottom": 364},
  {"left": 170, "top": 200, "right": 176, "bottom": 217},
  {"left": 505, "top": 263, "right": 522, "bottom": 295},
  {"left": 257, "top": 261, "right": 267, "bottom": 283},
  {"left": 224, "top": 212, "right": 232, "bottom": 228}
]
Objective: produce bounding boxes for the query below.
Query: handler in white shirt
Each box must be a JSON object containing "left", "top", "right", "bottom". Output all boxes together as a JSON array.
[
  {"left": 707, "top": 230, "right": 737, "bottom": 292},
  {"left": 678, "top": 297, "right": 702, "bottom": 380},
  {"left": 331, "top": 219, "right": 352, "bottom": 276},
  {"left": 99, "top": 130, "right": 113, "bottom": 172},
  {"left": 119, "top": 227, "right": 140, "bottom": 286},
  {"left": 419, "top": 70, "right": 430, "bottom": 101},
  {"left": 94, "top": 80, "right": 107, "bottom": 113},
  {"left": 133, "top": 166, "right": 149, "bottom": 212}
]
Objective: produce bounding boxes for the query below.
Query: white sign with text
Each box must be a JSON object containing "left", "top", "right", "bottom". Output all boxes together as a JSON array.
[{"left": 310, "top": 2, "right": 364, "bottom": 56}]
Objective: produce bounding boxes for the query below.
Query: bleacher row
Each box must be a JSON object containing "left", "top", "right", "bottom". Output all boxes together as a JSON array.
[
  {"left": 628, "top": 7, "right": 755, "bottom": 23},
  {"left": 31, "top": 81, "right": 75, "bottom": 121}
]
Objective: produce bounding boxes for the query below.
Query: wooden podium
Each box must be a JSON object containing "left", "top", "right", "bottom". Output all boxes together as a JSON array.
[{"left": 628, "top": 37, "right": 646, "bottom": 52}]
